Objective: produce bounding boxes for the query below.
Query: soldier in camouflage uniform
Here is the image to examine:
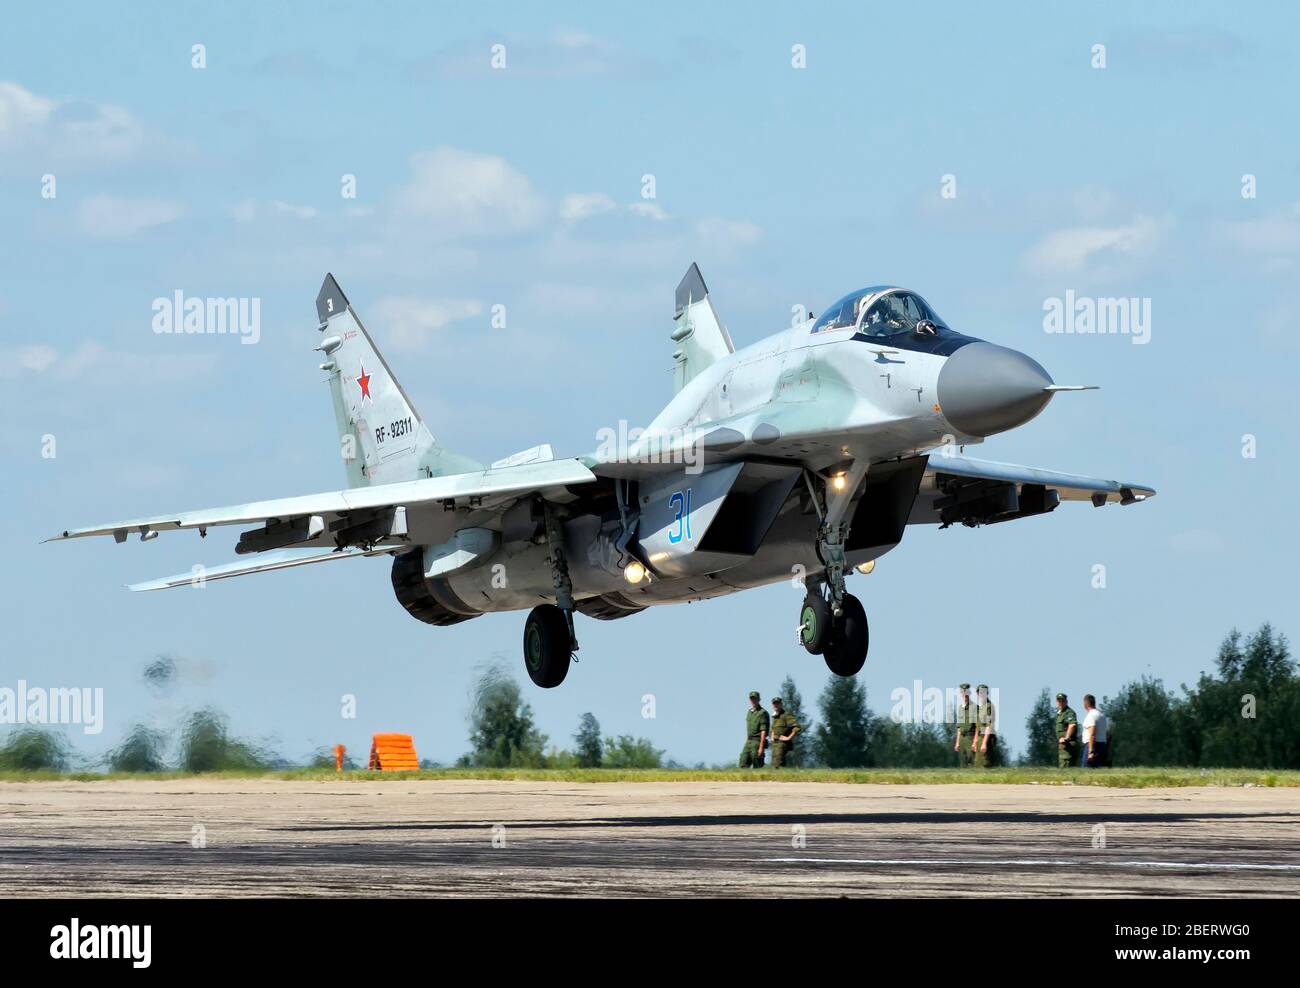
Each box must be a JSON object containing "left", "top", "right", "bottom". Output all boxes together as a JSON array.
[
  {"left": 739, "top": 690, "right": 770, "bottom": 768},
  {"left": 1054, "top": 692, "right": 1079, "bottom": 768},
  {"left": 769, "top": 696, "right": 801, "bottom": 769},
  {"left": 953, "top": 683, "right": 977, "bottom": 768},
  {"left": 974, "top": 684, "right": 997, "bottom": 768}
]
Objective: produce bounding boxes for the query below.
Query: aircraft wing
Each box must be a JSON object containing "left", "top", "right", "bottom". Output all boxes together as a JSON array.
[
  {"left": 913, "top": 453, "right": 1155, "bottom": 527},
  {"left": 127, "top": 546, "right": 391, "bottom": 592},
  {"left": 47, "top": 458, "right": 597, "bottom": 580}
]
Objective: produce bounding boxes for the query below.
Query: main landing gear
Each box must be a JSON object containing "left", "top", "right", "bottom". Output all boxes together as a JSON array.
[
  {"left": 797, "top": 461, "right": 871, "bottom": 677},
  {"left": 523, "top": 604, "right": 571, "bottom": 688},
  {"left": 523, "top": 500, "right": 578, "bottom": 688}
]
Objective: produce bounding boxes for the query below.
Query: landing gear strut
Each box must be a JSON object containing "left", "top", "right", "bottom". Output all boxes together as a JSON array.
[
  {"left": 800, "top": 461, "right": 871, "bottom": 676},
  {"left": 522, "top": 500, "right": 577, "bottom": 689},
  {"left": 810, "top": 460, "right": 870, "bottom": 616}
]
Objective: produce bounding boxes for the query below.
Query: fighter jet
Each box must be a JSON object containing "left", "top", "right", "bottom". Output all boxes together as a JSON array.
[{"left": 49, "top": 268, "right": 1155, "bottom": 687}]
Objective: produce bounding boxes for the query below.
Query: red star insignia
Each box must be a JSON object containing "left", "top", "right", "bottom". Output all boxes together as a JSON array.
[{"left": 355, "top": 363, "right": 372, "bottom": 403}]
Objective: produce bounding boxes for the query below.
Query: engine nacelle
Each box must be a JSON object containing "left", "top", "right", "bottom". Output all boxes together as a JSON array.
[{"left": 390, "top": 548, "right": 481, "bottom": 626}]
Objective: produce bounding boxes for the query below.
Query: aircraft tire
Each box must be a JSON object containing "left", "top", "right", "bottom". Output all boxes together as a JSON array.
[
  {"left": 523, "top": 604, "right": 572, "bottom": 688},
  {"left": 800, "top": 593, "right": 832, "bottom": 655},
  {"left": 823, "top": 593, "right": 868, "bottom": 676}
]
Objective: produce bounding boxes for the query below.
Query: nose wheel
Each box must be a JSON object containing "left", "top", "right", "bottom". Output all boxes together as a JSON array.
[
  {"left": 822, "top": 592, "right": 868, "bottom": 676},
  {"left": 799, "top": 590, "right": 868, "bottom": 675},
  {"left": 798, "top": 592, "right": 832, "bottom": 654}
]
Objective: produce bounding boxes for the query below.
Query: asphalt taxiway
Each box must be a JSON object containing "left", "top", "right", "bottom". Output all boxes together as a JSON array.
[{"left": 3, "top": 780, "right": 1296, "bottom": 897}]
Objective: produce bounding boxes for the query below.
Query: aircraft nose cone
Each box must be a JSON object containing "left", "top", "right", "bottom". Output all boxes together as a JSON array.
[{"left": 937, "top": 342, "right": 1054, "bottom": 438}]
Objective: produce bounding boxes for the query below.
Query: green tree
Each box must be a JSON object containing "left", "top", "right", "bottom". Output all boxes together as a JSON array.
[
  {"left": 1184, "top": 625, "right": 1297, "bottom": 768},
  {"left": 109, "top": 725, "right": 168, "bottom": 772},
  {"left": 305, "top": 745, "right": 360, "bottom": 771},
  {"left": 1021, "top": 688, "right": 1058, "bottom": 766},
  {"left": 462, "top": 665, "right": 549, "bottom": 768},
  {"left": 985, "top": 733, "right": 1013, "bottom": 767},
  {"left": 777, "top": 675, "right": 813, "bottom": 767},
  {"left": 602, "top": 735, "right": 664, "bottom": 768},
  {"left": 573, "top": 712, "right": 603, "bottom": 768},
  {"left": 1102, "top": 677, "right": 1182, "bottom": 766},
  {"left": 177, "top": 708, "right": 273, "bottom": 772},
  {"left": 0, "top": 727, "right": 72, "bottom": 771},
  {"left": 871, "top": 720, "right": 954, "bottom": 767},
  {"left": 813, "top": 676, "right": 871, "bottom": 767}
]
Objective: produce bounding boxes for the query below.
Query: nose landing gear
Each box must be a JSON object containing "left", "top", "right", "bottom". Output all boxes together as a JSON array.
[
  {"left": 799, "top": 587, "right": 869, "bottom": 675},
  {"left": 800, "top": 462, "right": 872, "bottom": 676}
]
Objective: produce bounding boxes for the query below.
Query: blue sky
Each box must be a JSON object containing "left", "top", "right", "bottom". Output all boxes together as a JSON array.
[{"left": 3, "top": 1, "right": 1297, "bottom": 765}]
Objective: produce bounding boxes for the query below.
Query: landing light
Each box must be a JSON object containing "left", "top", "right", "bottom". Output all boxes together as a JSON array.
[
  {"left": 624, "top": 560, "right": 647, "bottom": 584},
  {"left": 831, "top": 472, "right": 847, "bottom": 492},
  {"left": 856, "top": 560, "right": 875, "bottom": 575}
]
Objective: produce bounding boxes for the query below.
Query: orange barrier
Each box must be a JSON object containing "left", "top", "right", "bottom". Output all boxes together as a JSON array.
[
  {"left": 333, "top": 744, "right": 345, "bottom": 772},
  {"left": 367, "top": 733, "right": 419, "bottom": 771}
]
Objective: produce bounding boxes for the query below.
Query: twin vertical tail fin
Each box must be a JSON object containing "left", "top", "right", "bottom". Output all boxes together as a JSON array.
[
  {"left": 671, "top": 262, "right": 735, "bottom": 393},
  {"left": 314, "top": 274, "right": 481, "bottom": 487}
]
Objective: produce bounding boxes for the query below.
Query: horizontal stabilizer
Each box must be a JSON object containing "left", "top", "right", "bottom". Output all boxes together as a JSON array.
[{"left": 491, "top": 443, "right": 555, "bottom": 469}]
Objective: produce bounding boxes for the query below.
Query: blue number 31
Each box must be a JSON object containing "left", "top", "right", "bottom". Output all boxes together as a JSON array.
[{"left": 668, "top": 488, "right": 693, "bottom": 544}]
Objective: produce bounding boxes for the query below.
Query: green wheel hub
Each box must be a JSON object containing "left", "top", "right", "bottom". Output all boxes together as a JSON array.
[{"left": 800, "top": 604, "right": 818, "bottom": 645}]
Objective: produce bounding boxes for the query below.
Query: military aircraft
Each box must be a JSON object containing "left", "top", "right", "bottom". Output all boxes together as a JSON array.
[{"left": 49, "top": 268, "right": 1154, "bottom": 687}]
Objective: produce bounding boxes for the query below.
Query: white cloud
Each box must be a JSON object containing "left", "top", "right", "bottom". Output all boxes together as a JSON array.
[
  {"left": 523, "top": 281, "right": 613, "bottom": 314},
  {"left": 560, "top": 192, "right": 616, "bottom": 223},
  {"left": 229, "top": 199, "right": 319, "bottom": 223},
  {"left": 77, "top": 196, "right": 184, "bottom": 239},
  {"left": 628, "top": 201, "right": 668, "bottom": 221},
  {"left": 0, "top": 341, "right": 214, "bottom": 382},
  {"left": 0, "top": 80, "right": 54, "bottom": 133},
  {"left": 371, "top": 296, "right": 485, "bottom": 350},
  {"left": 1222, "top": 202, "right": 1300, "bottom": 256},
  {"left": 0, "top": 80, "right": 150, "bottom": 168},
  {"left": 2, "top": 344, "right": 58, "bottom": 378},
  {"left": 231, "top": 199, "right": 258, "bottom": 223},
  {"left": 695, "top": 217, "right": 762, "bottom": 250},
  {"left": 14, "top": 344, "right": 58, "bottom": 373},
  {"left": 394, "top": 147, "right": 544, "bottom": 237},
  {"left": 417, "top": 31, "right": 662, "bottom": 80},
  {"left": 271, "top": 200, "right": 317, "bottom": 220},
  {"left": 1023, "top": 216, "right": 1162, "bottom": 275}
]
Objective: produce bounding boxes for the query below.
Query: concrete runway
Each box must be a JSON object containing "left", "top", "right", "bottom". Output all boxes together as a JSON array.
[{"left": 2, "top": 779, "right": 1298, "bottom": 897}]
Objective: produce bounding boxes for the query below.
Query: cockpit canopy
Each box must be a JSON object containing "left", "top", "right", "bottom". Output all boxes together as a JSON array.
[{"left": 812, "top": 287, "right": 950, "bottom": 338}]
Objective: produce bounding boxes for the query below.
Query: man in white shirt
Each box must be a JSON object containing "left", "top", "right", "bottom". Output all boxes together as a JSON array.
[{"left": 1081, "top": 694, "right": 1109, "bottom": 768}]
